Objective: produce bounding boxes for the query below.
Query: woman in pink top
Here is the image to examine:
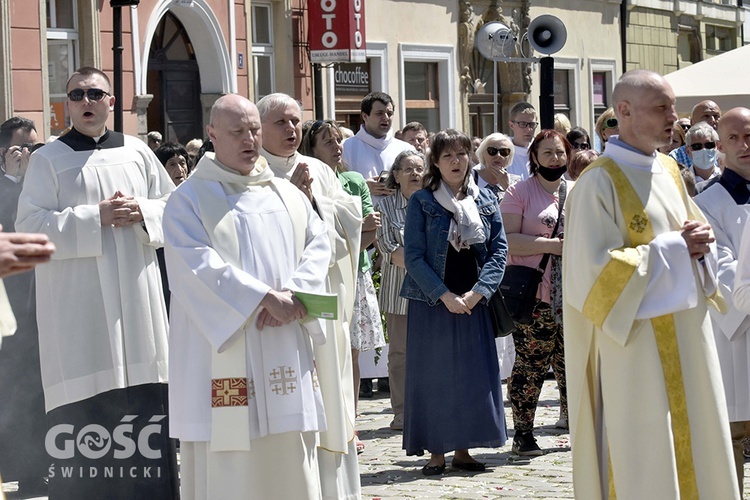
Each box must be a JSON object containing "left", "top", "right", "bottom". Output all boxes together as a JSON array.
[{"left": 500, "top": 129, "right": 570, "bottom": 457}]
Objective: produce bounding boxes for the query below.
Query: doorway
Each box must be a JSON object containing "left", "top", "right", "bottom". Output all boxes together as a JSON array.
[{"left": 146, "top": 11, "right": 203, "bottom": 145}]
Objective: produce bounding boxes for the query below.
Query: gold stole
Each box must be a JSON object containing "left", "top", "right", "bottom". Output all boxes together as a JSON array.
[
  {"left": 191, "top": 174, "right": 306, "bottom": 451},
  {"left": 589, "top": 155, "right": 701, "bottom": 500}
]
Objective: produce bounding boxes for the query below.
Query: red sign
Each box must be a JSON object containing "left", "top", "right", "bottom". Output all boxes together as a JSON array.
[{"left": 309, "top": 0, "right": 366, "bottom": 63}]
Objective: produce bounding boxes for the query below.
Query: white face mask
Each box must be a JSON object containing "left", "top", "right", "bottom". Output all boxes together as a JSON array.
[{"left": 692, "top": 148, "right": 717, "bottom": 170}]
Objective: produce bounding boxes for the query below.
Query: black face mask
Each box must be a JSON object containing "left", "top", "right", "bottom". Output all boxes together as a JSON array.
[{"left": 536, "top": 165, "right": 567, "bottom": 182}]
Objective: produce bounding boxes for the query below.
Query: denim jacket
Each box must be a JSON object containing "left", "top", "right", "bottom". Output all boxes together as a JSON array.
[{"left": 400, "top": 187, "right": 508, "bottom": 305}]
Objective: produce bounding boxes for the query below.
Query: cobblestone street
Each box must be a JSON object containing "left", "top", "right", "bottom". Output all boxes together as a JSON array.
[{"left": 357, "top": 379, "right": 574, "bottom": 499}]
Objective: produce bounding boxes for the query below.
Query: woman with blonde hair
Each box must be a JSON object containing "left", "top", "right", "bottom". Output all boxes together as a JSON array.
[{"left": 595, "top": 107, "right": 619, "bottom": 151}]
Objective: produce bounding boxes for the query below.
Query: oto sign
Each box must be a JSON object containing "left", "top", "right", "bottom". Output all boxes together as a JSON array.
[{"left": 309, "top": 0, "right": 366, "bottom": 63}]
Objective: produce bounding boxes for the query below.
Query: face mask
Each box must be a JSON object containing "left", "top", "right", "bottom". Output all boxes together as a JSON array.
[
  {"left": 692, "top": 148, "right": 717, "bottom": 170},
  {"left": 537, "top": 165, "right": 567, "bottom": 182}
]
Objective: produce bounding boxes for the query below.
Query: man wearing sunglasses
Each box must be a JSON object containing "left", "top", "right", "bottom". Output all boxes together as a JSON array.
[
  {"left": 685, "top": 122, "right": 721, "bottom": 193},
  {"left": 670, "top": 100, "right": 722, "bottom": 169},
  {"left": 507, "top": 101, "right": 538, "bottom": 181},
  {"left": 15, "top": 67, "right": 178, "bottom": 499},
  {"left": 696, "top": 107, "right": 750, "bottom": 496}
]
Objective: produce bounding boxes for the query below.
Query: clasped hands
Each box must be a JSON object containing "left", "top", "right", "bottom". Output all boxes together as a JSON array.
[
  {"left": 256, "top": 289, "right": 308, "bottom": 330},
  {"left": 681, "top": 220, "right": 714, "bottom": 259},
  {"left": 99, "top": 191, "right": 143, "bottom": 227},
  {"left": 440, "top": 290, "right": 483, "bottom": 315}
]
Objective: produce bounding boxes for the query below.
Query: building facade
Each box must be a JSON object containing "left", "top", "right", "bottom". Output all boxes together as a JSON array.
[{"left": 0, "top": 1, "right": 744, "bottom": 144}]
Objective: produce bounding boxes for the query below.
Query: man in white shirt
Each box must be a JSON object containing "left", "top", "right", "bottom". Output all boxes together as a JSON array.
[
  {"left": 341, "top": 91, "right": 414, "bottom": 202},
  {"left": 258, "top": 93, "right": 363, "bottom": 500},
  {"left": 507, "top": 102, "right": 538, "bottom": 180},
  {"left": 15, "top": 66, "right": 177, "bottom": 499},
  {"left": 165, "top": 94, "right": 331, "bottom": 499}
]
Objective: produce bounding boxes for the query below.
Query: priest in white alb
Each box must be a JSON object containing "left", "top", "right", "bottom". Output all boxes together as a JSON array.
[
  {"left": 15, "top": 67, "right": 177, "bottom": 499},
  {"left": 257, "top": 93, "right": 363, "bottom": 499},
  {"left": 563, "top": 70, "right": 739, "bottom": 499},
  {"left": 164, "top": 94, "right": 332, "bottom": 499}
]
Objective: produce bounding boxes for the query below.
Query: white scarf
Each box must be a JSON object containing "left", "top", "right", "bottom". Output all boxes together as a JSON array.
[
  {"left": 433, "top": 177, "right": 485, "bottom": 250},
  {"left": 354, "top": 125, "right": 395, "bottom": 152}
]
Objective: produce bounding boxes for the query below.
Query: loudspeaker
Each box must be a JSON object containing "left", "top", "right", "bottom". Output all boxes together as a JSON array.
[
  {"left": 527, "top": 15, "right": 567, "bottom": 55},
  {"left": 475, "top": 22, "right": 517, "bottom": 61}
]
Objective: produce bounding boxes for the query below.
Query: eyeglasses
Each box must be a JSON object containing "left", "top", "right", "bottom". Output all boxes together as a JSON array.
[
  {"left": 401, "top": 166, "right": 425, "bottom": 175},
  {"left": 690, "top": 141, "right": 716, "bottom": 151},
  {"left": 486, "top": 146, "right": 512, "bottom": 157},
  {"left": 67, "top": 88, "right": 111, "bottom": 102},
  {"left": 511, "top": 120, "right": 538, "bottom": 130},
  {"left": 572, "top": 142, "right": 591, "bottom": 150},
  {"left": 604, "top": 118, "right": 618, "bottom": 129}
]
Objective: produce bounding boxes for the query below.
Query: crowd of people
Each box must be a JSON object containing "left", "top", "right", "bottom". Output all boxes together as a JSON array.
[{"left": 1, "top": 65, "right": 750, "bottom": 500}]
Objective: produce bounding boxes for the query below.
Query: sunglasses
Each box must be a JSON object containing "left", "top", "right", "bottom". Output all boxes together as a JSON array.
[
  {"left": 67, "top": 88, "right": 111, "bottom": 102},
  {"left": 680, "top": 123, "right": 691, "bottom": 132},
  {"left": 604, "top": 118, "right": 618, "bottom": 129},
  {"left": 572, "top": 142, "right": 590, "bottom": 150},
  {"left": 690, "top": 141, "right": 716, "bottom": 151},
  {"left": 511, "top": 120, "right": 538, "bottom": 130},
  {"left": 487, "top": 146, "right": 512, "bottom": 157}
]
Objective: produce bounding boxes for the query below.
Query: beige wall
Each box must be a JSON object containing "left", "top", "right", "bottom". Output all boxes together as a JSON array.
[{"left": 625, "top": 8, "right": 678, "bottom": 74}]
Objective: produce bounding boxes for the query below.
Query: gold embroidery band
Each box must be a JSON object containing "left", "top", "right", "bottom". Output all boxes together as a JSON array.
[
  {"left": 651, "top": 315, "right": 699, "bottom": 499},
  {"left": 601, "top": 161, "right": 655, "bottom": 244},
  {"left": 211, "top": 377, "right": 249, "bottom": 408},
  {"left": 582, "top": 248, "right": 639, "bottom": 329}
]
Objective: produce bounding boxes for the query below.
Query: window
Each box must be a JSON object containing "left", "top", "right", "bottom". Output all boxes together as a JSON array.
[
  {"left": 47, "top": 0, "right": 78, "bottom": 134},
  {"left": 553, "top": 69, "right": 570, "bottom": 116},
  {"left": 404, "top": 62, "right": 439, "bottom": 132},
  {"left": 592, "top": 72, "right": 609, "bottom": 120},
  {"left": 252, "top": 3, "right": 274, "bottom": 100},
  {"left": 705, "top": 25, "right": 737, "bottom": 52}
]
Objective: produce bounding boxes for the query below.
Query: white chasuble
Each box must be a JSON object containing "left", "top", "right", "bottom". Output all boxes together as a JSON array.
[
  {"left": 164, "top": 154, "right": 330, "bottom": 445},
  {"left": 563, "top": 143, "right": 738, "bottom": 500},
  {"left": 263, "top": 149, "right": 363, "bottom": 453},
  {"left": 15, "top": 130, "right": 173, "bottom": 411}
]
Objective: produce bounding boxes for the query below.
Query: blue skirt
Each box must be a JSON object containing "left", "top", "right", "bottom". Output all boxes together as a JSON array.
[{"left": 403, "top": 299, "right": 507, "bottom": 456}]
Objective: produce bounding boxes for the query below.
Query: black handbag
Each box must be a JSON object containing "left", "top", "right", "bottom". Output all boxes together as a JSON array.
[
  {"left": 488, "top": 290, "right": 517, "bottom": 337},
  {"left": 499, "top": 181, "right": 566, "bottom": 325}
]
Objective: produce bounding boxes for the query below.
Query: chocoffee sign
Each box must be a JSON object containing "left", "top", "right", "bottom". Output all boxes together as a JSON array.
[{"left": 309, "top": 0, "right": 366, "bottom": 63}]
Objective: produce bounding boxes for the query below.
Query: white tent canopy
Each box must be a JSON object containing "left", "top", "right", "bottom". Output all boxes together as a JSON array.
[{"left": 664, "top": 44, "right": 750, "bottom": 114}]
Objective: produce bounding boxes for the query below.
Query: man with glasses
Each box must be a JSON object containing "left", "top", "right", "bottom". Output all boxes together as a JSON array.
[
  {"left": 695, "top": 107, "right": 750, "bottom": 497},
  {"left": 0, "top": 116, "right": 49, "bottom": 497},
  {"left": 685, "top": 122, "right": 721, "bottom": 193},
  {"left": 670, "top": 100, "right": 722, "bottom": 169},
  {"left": 507, "top": 102, "right": 538, "bottom": 180},
  {"left": 16, "top": 67, "right": 178, "bottom": 499}
]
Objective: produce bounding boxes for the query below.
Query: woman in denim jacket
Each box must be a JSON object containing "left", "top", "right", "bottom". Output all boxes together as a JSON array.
[{"left": 400, "top": 129, "right": 508, "bottom": 475}]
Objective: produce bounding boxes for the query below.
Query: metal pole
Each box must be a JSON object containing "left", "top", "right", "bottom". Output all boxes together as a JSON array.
[
  {"left": 493, "top": 61, "right": 498, "bottom": 133},
  {"left": 113, "top": 6, "right": 123, "bottom": 132},
  {"left": 539, "top": 56, "right": 554, "bottom": 130},
  {"left": 313, "top": 63, "right": 324, "bottom": 120}
]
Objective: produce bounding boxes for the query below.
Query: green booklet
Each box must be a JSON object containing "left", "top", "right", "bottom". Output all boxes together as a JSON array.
[{"left": 294, "top": 291, "right": 338, "bottom": 320}]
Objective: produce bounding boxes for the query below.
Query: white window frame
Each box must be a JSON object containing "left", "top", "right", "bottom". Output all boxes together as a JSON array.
[
  {"left": 398, "top": 44, "right": 456, "bottom": 130},
  {"left": 47, "top": 0, "right": 79, "bottom": 132},
  {"left": 549, "top": 57, "right": 580, "bottom": 129},
  {"left": 588, "top": 58, "right": 618, "bottom": 139},
  {"left": 251, "top": 2, "right": 275, "bottom": 100}
]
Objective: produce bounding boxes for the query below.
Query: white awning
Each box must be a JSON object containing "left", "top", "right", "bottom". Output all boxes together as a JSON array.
[{"left": 663, "top": 44, "right": 750, "bottom": 114}]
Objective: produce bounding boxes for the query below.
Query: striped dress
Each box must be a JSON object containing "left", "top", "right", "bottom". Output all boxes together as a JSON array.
[{"left": 375, "top": 191, "right": 409, "bottom": 315}]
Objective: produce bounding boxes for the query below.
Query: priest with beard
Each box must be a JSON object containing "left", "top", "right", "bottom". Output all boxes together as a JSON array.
[{"left": 257, "top": 93, "right": 363, "bottom": 500}]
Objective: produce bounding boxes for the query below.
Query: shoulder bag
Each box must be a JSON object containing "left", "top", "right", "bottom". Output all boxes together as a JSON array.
[{"left": 497, "top": 180, "right": 566, "bottom": 325}]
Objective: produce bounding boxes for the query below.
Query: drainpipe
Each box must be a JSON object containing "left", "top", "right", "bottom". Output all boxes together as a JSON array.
[{"left": 621, "top": 0, "right": 628, "bottom": 74}]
